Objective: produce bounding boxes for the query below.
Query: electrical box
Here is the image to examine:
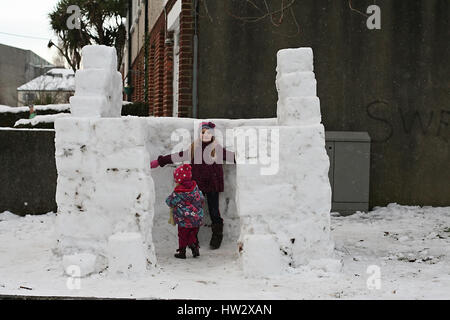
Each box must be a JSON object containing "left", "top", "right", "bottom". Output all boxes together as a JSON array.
[{"left": 325, "top": 132, "right": 371, "bottom": 216}]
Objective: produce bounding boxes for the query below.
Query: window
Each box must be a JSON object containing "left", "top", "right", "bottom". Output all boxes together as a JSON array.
[{"left": 25, "top": 92, "right": 36, "bottom": 104}]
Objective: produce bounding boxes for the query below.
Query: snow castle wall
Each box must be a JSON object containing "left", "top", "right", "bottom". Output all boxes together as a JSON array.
[
  {"left": 54, "top": 45, "right": 156, "bottom": 274},
  {"left": 236, "top": 48, "right": 335, "bottom": 272}
]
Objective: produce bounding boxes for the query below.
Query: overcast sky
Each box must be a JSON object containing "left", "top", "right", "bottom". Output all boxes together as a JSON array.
[{"left": 0, "top": 0, "right": 60, "bottom": 64}]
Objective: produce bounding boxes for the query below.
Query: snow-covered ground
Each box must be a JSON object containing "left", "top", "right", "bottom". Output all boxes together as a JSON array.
[{"left": 0, "top": 203, "right": 449, "bottom": 299}]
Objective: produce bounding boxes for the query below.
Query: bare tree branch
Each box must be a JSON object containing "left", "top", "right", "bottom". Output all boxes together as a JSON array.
[
  {"left": 224, "top": 0, "right": 296, "bottom": 25},
  {"left": 348, "top": 0, "right": 369, "bottom": 17},
  {"left": 245, "top": 0, "right": 264, "bottom": 13},
  {"left": 202, "top": 0, "right": 213, "bottom": 22},
  {"left": 270, "top": 5, "right": 300, "bottom": 38}
]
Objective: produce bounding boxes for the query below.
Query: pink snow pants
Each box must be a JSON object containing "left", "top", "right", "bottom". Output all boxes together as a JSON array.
[{"left": 178, "top": 226, "right": 199, "bottom": 249}]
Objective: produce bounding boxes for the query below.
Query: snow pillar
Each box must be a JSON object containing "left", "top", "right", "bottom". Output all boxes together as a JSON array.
[
  {"left": 235, "top": 48, "right": 334, "bottom": 272},
  {"left": 54, "top": 45, "right": 156, "bottom": 276},
  {"left": 69, "top": 45, "right": 123, "bottom": 117}
]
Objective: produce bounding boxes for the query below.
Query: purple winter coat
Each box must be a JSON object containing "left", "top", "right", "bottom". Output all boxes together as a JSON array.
[{"left": 157, "top": 140, "right": 236, "bottom": 193}]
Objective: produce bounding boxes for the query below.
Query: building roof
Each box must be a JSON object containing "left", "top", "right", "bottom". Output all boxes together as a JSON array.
[
  {"left": 0, "top": 43, "right": 52, "bottom": 65},
  {"left": 17, "top": 68, "right": 75, "bottom": 92}
]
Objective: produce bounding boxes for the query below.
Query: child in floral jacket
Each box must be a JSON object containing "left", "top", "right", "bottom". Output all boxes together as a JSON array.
[{"left": 166, "top": 164, "right": 205, "bottom": 259}]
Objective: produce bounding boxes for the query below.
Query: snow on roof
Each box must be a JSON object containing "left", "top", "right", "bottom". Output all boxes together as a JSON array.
[{"left": 17, "top": 68, "right": 75, "bottom": 92}]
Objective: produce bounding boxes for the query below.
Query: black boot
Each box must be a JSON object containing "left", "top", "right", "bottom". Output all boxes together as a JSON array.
[
  {"left": 189, "top": 244, "right": 200, "bottom": 258},
  {"left": 210, "top": 223, "right": 223, "bottom": 250},
  {"left": 174, "top": 248, "right": 186, "bottom": 259}
]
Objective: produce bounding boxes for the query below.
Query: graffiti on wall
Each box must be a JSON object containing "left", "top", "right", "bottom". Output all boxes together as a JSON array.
[{"left": 366, "top": 100, "right": 450, "bottom": 143}]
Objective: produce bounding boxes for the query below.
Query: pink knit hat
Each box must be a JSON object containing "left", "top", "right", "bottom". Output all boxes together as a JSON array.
[
  {"left": 199, "top": 121, "right": 216, "bottom": 130},
  {"left": 173, "top": 164, "right": 192, "bottom": 184}
]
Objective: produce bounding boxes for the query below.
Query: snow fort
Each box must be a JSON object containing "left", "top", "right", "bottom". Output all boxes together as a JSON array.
[{"left": 53, "top": 45, "right": 335, "bottom": 278}]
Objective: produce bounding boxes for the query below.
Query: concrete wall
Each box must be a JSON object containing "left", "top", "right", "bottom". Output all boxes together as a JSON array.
[
  {"left": 0, "top": 44, "right": 52, "bottom": 107},
  {"left": 0, "top": 128, "right": 57, "bottom": 215},
  {"left": 197, "top": 0, "right": 450, "bottom": 208}
]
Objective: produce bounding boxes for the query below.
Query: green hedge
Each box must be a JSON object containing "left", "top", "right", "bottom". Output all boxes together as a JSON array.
[
  {"left": 121, "top": 101, "right": 149, "bottom": 117},
  {"left": 0, "top": 108, "right": 70, "bottom": 128},
  {"left": 0, "top": 112, "right": 29, "bottom": 128}
]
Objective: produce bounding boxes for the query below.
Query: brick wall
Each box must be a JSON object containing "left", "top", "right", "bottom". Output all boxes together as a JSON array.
[
  {"left": 130, "top": 49, "right": 145, "bottom": 103},
  {"left": 127, "top": 0, "right": 194, "bottom": 118}
]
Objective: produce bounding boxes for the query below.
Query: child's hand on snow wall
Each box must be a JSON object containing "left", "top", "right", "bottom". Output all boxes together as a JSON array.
[{"left": 150, "top": 160, "right": 159, "bottom": 169}]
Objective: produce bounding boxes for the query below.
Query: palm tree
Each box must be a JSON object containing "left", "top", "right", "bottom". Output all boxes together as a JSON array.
[{"left": 48, "top": 0, "right": 127, "bottom": 72}]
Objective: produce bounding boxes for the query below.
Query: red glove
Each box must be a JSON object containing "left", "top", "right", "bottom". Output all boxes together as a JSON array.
[{"left": 150, "top": 159, "right": 159, "bottom": 169}]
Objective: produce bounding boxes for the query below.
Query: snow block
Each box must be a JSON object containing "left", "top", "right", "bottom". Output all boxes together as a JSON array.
[
  {"left": 277, "top": 97, "right": 322, "bottom": 126},
  {"left": 276, "top": 48, "right": 314, "bottom": 74},
  {"left": 54, "top": 117, "right": 93, "bottom": 147},
  {"left": 81, "top": 45, "right": 118, "bottom": 71},
  {"left": 107, "top": 232, "right": 147, "bottom": 277},
  {"left": 69, "top": 96, "right": 108, "bottom": 118},
  {"left": 74, "top": 69, "right": 116, "bottom": 97},
  {"left": 55, "top": 206, "right": 114, "bottom": 241},
  {"left": 276, "top": 71, "right": 317, "bottom": 99},
  {"left": 93, "top": 118, "right": 147, "bottom": 149},
  {"left": 55, "top": 175, "right": 95, "bottom": 211},
  {"left": 110, "top": 72, "right": 123, "bottom": 116},
  {"left": 97, "top": 148, "right": 151, "bottom": 171},
  {"left": 55, "top": 145, "right": 97, "bottom": 176},
  {"left": 240, "top": 234, "right": 283, "bottom": 278},
  {"left": 93, "top": 171, "right": 155, "bottom": 214}
]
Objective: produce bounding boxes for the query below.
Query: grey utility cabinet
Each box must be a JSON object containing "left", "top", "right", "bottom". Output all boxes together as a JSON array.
[{"left": 325, "top": 132, "right": 371, "bottom": 216}]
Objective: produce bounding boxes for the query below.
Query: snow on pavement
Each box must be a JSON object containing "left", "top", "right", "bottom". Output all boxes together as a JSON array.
[{"left": 0, "top": 203, "right": 449, "bottom": 299}]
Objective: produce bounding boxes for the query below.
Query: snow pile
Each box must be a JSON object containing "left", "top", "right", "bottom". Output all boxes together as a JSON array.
[
  {"left": 69, "top": 45, "right": 122, "bottom": 117},
  {"left": 235, "top": 48, "right": 335, "bottom": 274}
]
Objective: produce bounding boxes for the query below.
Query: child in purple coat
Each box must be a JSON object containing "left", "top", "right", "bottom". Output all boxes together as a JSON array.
[
  {"left": 166, "top": 164, "right": 205, "bottom": 259},
  {"left": 152, "top": 121, "right": 236, "bottom": 249}
]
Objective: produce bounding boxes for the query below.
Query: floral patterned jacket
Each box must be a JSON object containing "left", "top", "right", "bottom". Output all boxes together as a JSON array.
[{"left": 165, "top": 181, "right": 205, "bottom": 228}]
